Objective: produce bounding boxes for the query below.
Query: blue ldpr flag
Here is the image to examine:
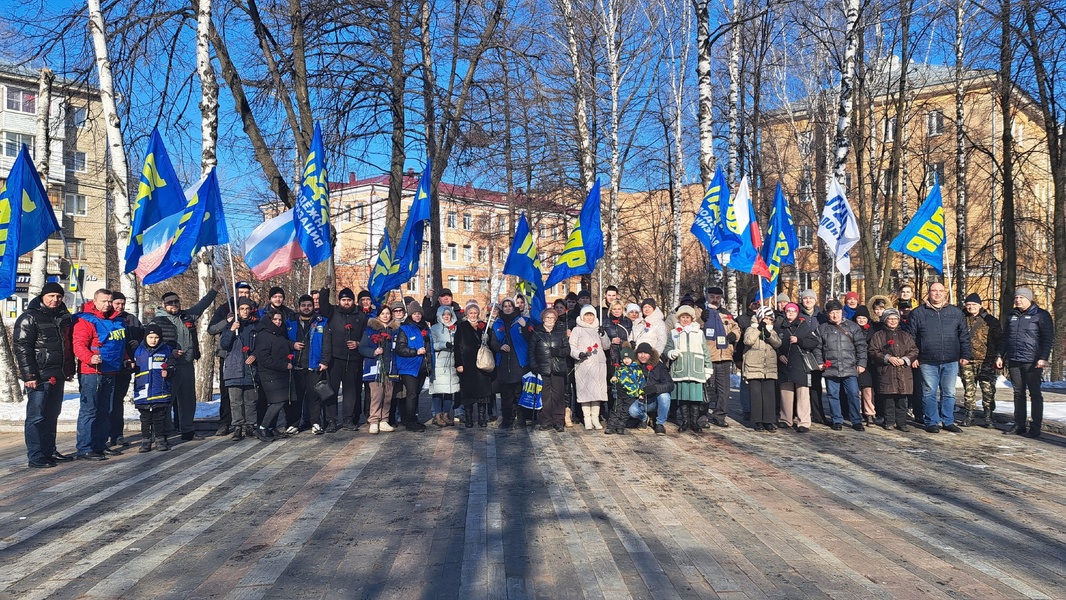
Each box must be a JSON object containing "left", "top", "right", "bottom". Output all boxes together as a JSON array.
[
  {"left": 368, "top": 229, "right": 404, "bottom": 303},
  {"left": 503, "top": 213, "right": 547, "bottom": 322},
  {"left": 0, "top": 145, "right": 60, "bottom": 298},
  {"left": 137, "top": 169, "right": 229, "bottom": 284},
  {"left": 393, "top": 160, "right": 432, "bottom": 281},
  {"left": 295, "top": 123, "right": 332, "bottom": 266},
  {"left": 125, "top": 129, "right": 187, "bottom": 273},
  {"left": 760, "top": 183, "right": 799, "bottom": 298},
  {"left": 889, "top": 178, "right": 946, "bottom": 274},
  {"left": 544, "top": 179, "right": 603, "bottom": 289},
  {"left": 691, "top": 165, "right": 739, "bottom": 269}
]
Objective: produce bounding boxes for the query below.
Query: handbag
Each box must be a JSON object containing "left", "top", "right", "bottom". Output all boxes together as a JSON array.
[
  {"left": 313, "top": 378, "right": 335, "bottom": 401},
  {"left": 476, "top": 343, "right": 496, "bottom": 372},
  {"left": 800, "top": 350, "right": 821, "bottom": 373},
  {"left": 518, "top": 372, "right": 543, "bottom": 410}
]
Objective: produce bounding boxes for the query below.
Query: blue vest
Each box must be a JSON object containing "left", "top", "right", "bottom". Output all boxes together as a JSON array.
[
  {"left": 493, "top": 318, "right": 529, "bottom": 368},
  {"left": 396, "top": 323, "right": 427, "bottom": 376},
  {"left": 134, "top": 343, "right": 173, "bottom": 406},
  {"left": 76, "top": 312, "right": 127, "bottom": 372},
  {"left": 286, "top": 316, "right": 327, "bottom": 367}
]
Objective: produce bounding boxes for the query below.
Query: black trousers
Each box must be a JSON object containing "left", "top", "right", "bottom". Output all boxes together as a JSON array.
[
  {"left": 328, "top": 358, "right": 362, "bottom": 425},
  {"left": 709, "top": 361, "right": 732, "bottom": 420},
  {"left": 294, "top": 369, "right": 324, "bottom": 428},
  {"left": 1009, "top": 361, "right": 1044, "bottom": 427},
  {"left": 498, "top": 380, "right": 522, "bottom": 425},
  {"left": 400, "top": 373, "right": 427, "bottom": 424},
  {"left": 138, "top": 405, "right": 168, "bottom": 440},
  {"left": 541, "top": 374, "right": 567, "bottom": 427},
  {"left": 909, "top": 367, "right": 924, "bottom": 423},
  {"left": 883, "top": 394, "right": 909, "bottom": 427},
  {"left": 217, "top": 358, "right": 232, "bottom": 428},
  {"left": 809, "top": 370, "right": 826, "bottom": 424}
]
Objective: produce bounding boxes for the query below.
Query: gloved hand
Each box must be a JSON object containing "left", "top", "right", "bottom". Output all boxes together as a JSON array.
[
  {"left": 577, "top": 352, "right": 589, "bottom": 361},
  {"left": 446, "top": 342, "right": 453, "bottom": 349},
  {"left": 668, "top": 350, "right": 680, "bottom": 360}
]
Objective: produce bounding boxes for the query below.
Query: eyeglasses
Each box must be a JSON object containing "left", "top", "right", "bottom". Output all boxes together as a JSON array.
[{"left": 164, "top": 300, "right": 181, "bottom": 306}]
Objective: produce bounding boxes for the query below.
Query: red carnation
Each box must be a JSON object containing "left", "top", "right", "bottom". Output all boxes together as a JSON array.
[
  {"left": 48, "top": 376, "right": 57, "bottom": 385},
  {"left": 676, "top": 327, "right": 683, "bottom": 333},
  {"left": 160, "top": 363, "right": 168, "bottom": 370},
  {"left": 887, "top": 339, "right": 895, "bottom": 346},
  {"left": 612, "top": 319, "right": 620, "bottom": 324},
  {"left": 345, "top": 323, "right": 353, "bottom": 330},
  {"left": 593, "top": 343, "right": 599, "bottom": 349},
  {"left": 382, "top": 332, "right": 391, "bottom": 340},
  {"left": 613, "top": 363, "right": 619, "bottom": 368},
  {"left": 587, "top": 346, "right": 593, "bottom": 352},
  {"left": 421, "top": 329, "right": 429, "bottom": 337},
  {"left": 824, "top": 360, "right": 832, "bottom": 368},
  {"left": 184, "top": 321, "right": 194, "bottom": 328},
  {"left": 242, "top": 346, "right": 250, "bottom": 353},
  {"left": 287, "top": 354, "right": 295, "bottom": 360},
  {"left": 646, "top": 365, "right": 653, "bottom": 371}
]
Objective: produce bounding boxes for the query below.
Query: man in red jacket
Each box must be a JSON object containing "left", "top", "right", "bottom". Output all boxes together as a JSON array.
[{"left": 72, "top": 289, "right": 128, "bottom": 461}]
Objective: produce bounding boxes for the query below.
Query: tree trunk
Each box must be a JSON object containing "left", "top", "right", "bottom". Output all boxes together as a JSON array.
[
  {"left": 725, "top": 0, "right": 742, "bottom": 312},
  {"left": 998, "top": 0, "right": 1016, "bottom": 322},
  {"left": 420, "top": 0, "right": 440, "bottom": 291},
  {"left": 87, "top": 0, "right": 137, "bottom": 313},
  {"left": 954, "top": 0, "right": 968, "bottom": 303},
  {"left": 832, "top": 0, "right": 861, "bottom": 184},
  {"left": 601, "top": 0, "right": 621, "bottom": 285},
  {"left": 195, "top": 0, "right": 219, "bottom": 408},
  {"left": 386, "top": 0, "right": 406, "bottom": 245},
  {"left": 30, "top": 68, "right": 55, "bottom": 298},
  {"left": 557, "top": 0, "right": 596, "bottom": 191}
]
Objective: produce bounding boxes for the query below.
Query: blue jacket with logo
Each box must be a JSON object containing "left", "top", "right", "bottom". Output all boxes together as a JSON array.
[
  {"left": 1000, "top": 303, "right": 1053, "bottom": 364},
  {"left": 133, "top": 342, "right": 174, "bottom": 407},
  {"left": 285, "top": 315, "right": 331, "bottom": 369},
  {"left": 394, "top": 321, "right": 431, "bottom": 377}
]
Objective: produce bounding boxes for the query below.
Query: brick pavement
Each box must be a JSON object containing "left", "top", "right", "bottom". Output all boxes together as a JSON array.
[{"left": 0, "top": 409, "right": 1064, "bottom": 599}]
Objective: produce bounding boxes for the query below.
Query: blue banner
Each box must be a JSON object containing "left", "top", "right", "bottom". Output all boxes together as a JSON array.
[
  {"left": 125, "top": 129, "right": 187, "bottom": 273},
  {"left": 544, "top": 179, "right": 603, "bottom": 289},
  {"left": 889, "top": 179, "right": 946, "bottom": 274},
  {"left": 503, "top": 213, "right": 547, "bottom": 322},
  {"left": 760, "top": 183, "right": 799, "bottom": 298},
  {"left": 139, "top": 169, "right": 229, "bottom": 284},
  {"left": 0, "top": 145, "right": 61, "bottom": 298},
  {"left": 691, "top": 165, "right": 739, "bottom": 269},
  {"left": 295, "top": 123, "right": 332, "bottom": 266}
]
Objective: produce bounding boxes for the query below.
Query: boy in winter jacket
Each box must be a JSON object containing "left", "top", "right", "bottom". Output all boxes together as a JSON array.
[
  {"left": 629, "top": 343, "right": 674, "bottom": 435},
  {"left": 133, "top": 324, "right": 174, "bottom": 452},
  {"left": 607, "top": 346, "right": 645, "bottom": 434}
]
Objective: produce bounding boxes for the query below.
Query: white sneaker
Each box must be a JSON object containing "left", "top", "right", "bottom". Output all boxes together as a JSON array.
[
  {"left": 378, "top": 422, "right": 395, "bottom": 433},
  {"left": 285, "top": 425, "right": 299, "bottom": 435},
  {"left": 369, "top": 423, "right": 379, "bottom": 434},
  {"left": 311, "top": 424, "right": 323, "bottom": 435}
]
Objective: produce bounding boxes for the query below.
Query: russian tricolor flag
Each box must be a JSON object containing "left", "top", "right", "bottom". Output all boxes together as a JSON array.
[{"left": 242, "top": 208, "right": 306, "bottom": 280}]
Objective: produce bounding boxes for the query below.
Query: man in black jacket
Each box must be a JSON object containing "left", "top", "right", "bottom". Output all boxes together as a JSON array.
[
  {"left": 206, "top": 281, "right": 255, "bottom": 436},
  {"left": 321, "top": 287, "right": 368, "bottom": 430},
  {"left": 996, "top": 287, "right": 1054, "bottom": 438},
  {"left": 906, "top": 282, "right": 972, "bottom": 433},
  {"left": 13, "top": 283, "right": 76, "bottom": 468},
  {"left": 152, "top": 284, "right": 220, "bottom": 441}
]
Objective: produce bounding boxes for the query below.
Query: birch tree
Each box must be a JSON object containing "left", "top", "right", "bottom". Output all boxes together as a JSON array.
[
  {"left": 86, "top": 0, "right": 137, "bottom": 311},
  {"left": 831, "top": 0, "right": 861, "bottom": 185},
  {"left": 556, "top": 0, "right": 597, "bottom": 191},
  {"left": 195, "top": 0, "right": 220, "bottom": 408},
  {"left": 953, "top": 0, "right": 968, "bottom": 302},
  {"left": 29, "top": 68, "right": 55, "bottom": 298}
]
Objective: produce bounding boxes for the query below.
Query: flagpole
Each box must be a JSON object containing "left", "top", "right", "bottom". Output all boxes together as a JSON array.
[
  {"left": 226, "top": 242, "right": 238, "bottom": 301},
  {"left": 307, "top": 261, "right": 313, "bottom": 295},
  {"left": 215, "top": 247, "right": 231, "bottom": 310}
]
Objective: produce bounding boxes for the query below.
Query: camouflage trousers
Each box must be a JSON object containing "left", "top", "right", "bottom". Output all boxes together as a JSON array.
[{"left": 959, "top": 362, "right": 996, "bottom": 412}]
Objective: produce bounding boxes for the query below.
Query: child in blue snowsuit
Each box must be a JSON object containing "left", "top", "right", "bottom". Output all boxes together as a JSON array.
[{"left": 133, "top": 324, "right": 175, "bottom": 452}]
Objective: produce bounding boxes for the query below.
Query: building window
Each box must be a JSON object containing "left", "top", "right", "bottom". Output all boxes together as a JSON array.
[
  {"left": 408, "top": 277, "right": 418, "bottom": 293},
  {"left": 551, "top": 226, "right": 559, "bottom": 240},
  {"left": 447, "top": 211, "right": 457, "bottom": 228},
  {"left": 447, "top": 243, "right": 457, "bottom": 262},
  {"left": 356, "top": 205, "right": 365, "bottom": 220},
  {"left": 4, "top": 132, "right": 35, "bottom": 158},
  {"left": 926, "top": 162, "right": 945, "bottom": 188},
  {"left": 463, "top": 214, "right": 473, "bottom": 230},
  {"left": 462, "top": 245, "right": 473, "bottom": 263},
  {"left": 497, "top": 215, "right": 506, "bottom": 232},
  {"left": 6, "top": 87, "right": 36, "bottom": 113},
  {"left": 464, "top": 278, "right": 474, "bottom": 295},
  {"left": 927, "top": 110, "right": 944, "bottom": 137},
  {"left": 477, "top": 215, "right": 489, "bottom": 231},
  {"left": 797, "top": 225, "right": 813, "bottom": 248},
  {"left": 64, "top": 193, "right": 87, "bottom": 217},
  {"left": 478, "top": 246, "right": 488, "bottom": 263},
  {"left": 798, "top": 272, "right": 817, "bottom": 292},
  {"left": 65, "top": 238, "right": 86, "bottom": 260},
  {"left": 799, "top": 130, "right": 813, "bottom": 155},
  {"left": 65, "top": 151, "right": 87, "bottom": 173},
  {"left": 884, "top": 116, "right": 897, "bottom": 143},
  {"left": 67, "top": 106, "right": 87, "bottom": 128},
  {"left": 448, "top": 276, "right": 458, "bottom": 292}
]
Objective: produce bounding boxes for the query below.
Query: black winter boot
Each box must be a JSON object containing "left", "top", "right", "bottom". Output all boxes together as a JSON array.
[
  {"left": 477, "top": 403, "right": 488, "bottom": 427},
  {"left": 688, "top": 406, "right": 704, "bottom": 434},
  {"left": 231, "top": 427, "right": 245, "bottom": 441},
  {"left": 465, "top": 407, "right": 475, "bottom": 428},
  {"left": 138, "top": 438, "right": 152, "bottom": 453},
  {"left": 961, "top": 410, "right": 974, "bottom": 427},
  {"left": 982, "top": 405, "right": 994, "bottom": 428},
  {"left": 253, "top": 427, "right": 274, "bottom": 442},
  {"left": 155, "top": 435, "right": 170, "bottom": 451}
]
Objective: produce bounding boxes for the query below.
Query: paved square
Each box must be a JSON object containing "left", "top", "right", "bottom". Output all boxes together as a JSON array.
[{"left": 0, "top": 415, "right": 1063, "bottom": 599}]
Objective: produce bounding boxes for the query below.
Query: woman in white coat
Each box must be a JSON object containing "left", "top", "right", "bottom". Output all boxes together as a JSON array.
[
  {"left": 569, "top": 305, "right": 611, "bottom": 430},
  {"left": 631, "top": 298, "right": 668, "bottom": 354},
  {"left": 429, "top": 305, "right": 461, "bottom": 426}
]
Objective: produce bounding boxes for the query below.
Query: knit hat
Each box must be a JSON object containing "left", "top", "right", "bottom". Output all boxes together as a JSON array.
[
  {"left": 799, "top": 289, "right": 817, "bottom": 300},
  {"left": 755, "top": 306, "right": 774, "bottom": 320},
  {"left": 775, "top": 293, "right": 790, "bottom": 304},
  {"left": 679, "top": 294, "right": 695, "bottom": 306},
  {"left": 298, "top": 294, "right": 314, "bottom": 305},
  {"left": 40, "top": 282, "right": 65, "bottom": 297},
  {"left": 641, "top": 297, "right": 657, "bottom": 309},
  {"left": 964, "top": 293, "right": 981, "bottom": 304},
  {"left": 1015, "top": 287, "right": 1034, "bottom": 302},
  {"left": 268, "top": 286, "right": 285, "bottom": 298},
  {"left": 111, "top": 291, "right": 125, "bottom": 301},
  {"left": 635, "top": 342, "right": 654, "bottom": 356},
  {"left": 579, "top": 304, "right": 597, "bottom": 318},
  {"left": 357, "top": 290, "right": 372, "bottom": 301},
  {"left": 438, "top": 288, "right": 453, "bottom": 298},
  {"left": 881, "top": 308, "right": 900, "bottom": 320},
  {"left": 853, "top": 305, "right": 871, "bottom": 320},
  {"left": 676, "top": 305, "right": 696, "bottom": 320},
  {"left": 619, "top": 346, "right": 635, "bottom": 363},
  {"left": 784, "top": 302, "right": 799, "bottom": 313},
  {"left": 844, "top": 291, "right": 860, "bottom": 302},
  {"left": 390, "top": 301, "right": 406, "bottom": 311},
  {"left": 407, "top": 301, "right": 424, "bottom": 316},
  {"left": 465, "top": 300, "right": 481, "bottom": 313},
  {"left": 237, "top": 297, "right": 256, "bottom": 310},
  {"left": 577, "top": 289, "right": 592, "bottom": 300},
  {"left": 565, "top": 292, "right": 578, "bottom": 301},
  {"left": 825, "top": 299, "right": 843, "bottom": 312},
  {"left": 625, "top": 303, "right": 641, "bottom": 315},
  {"left": 338, "top": 288, "right": 356, "bottom": 300},
  {"left": 144, "top": 324, "right": 163, "bottom": 338}
]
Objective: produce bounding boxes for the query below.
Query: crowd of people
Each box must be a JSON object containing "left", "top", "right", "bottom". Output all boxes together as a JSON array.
[{"left": 11, "top": 276, "right": 1055, "bottom": 469}]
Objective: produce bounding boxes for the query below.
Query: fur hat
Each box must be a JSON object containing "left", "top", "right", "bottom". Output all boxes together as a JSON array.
[{"left": 675, "top": 305, "right": 696, "bottom": 320}]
